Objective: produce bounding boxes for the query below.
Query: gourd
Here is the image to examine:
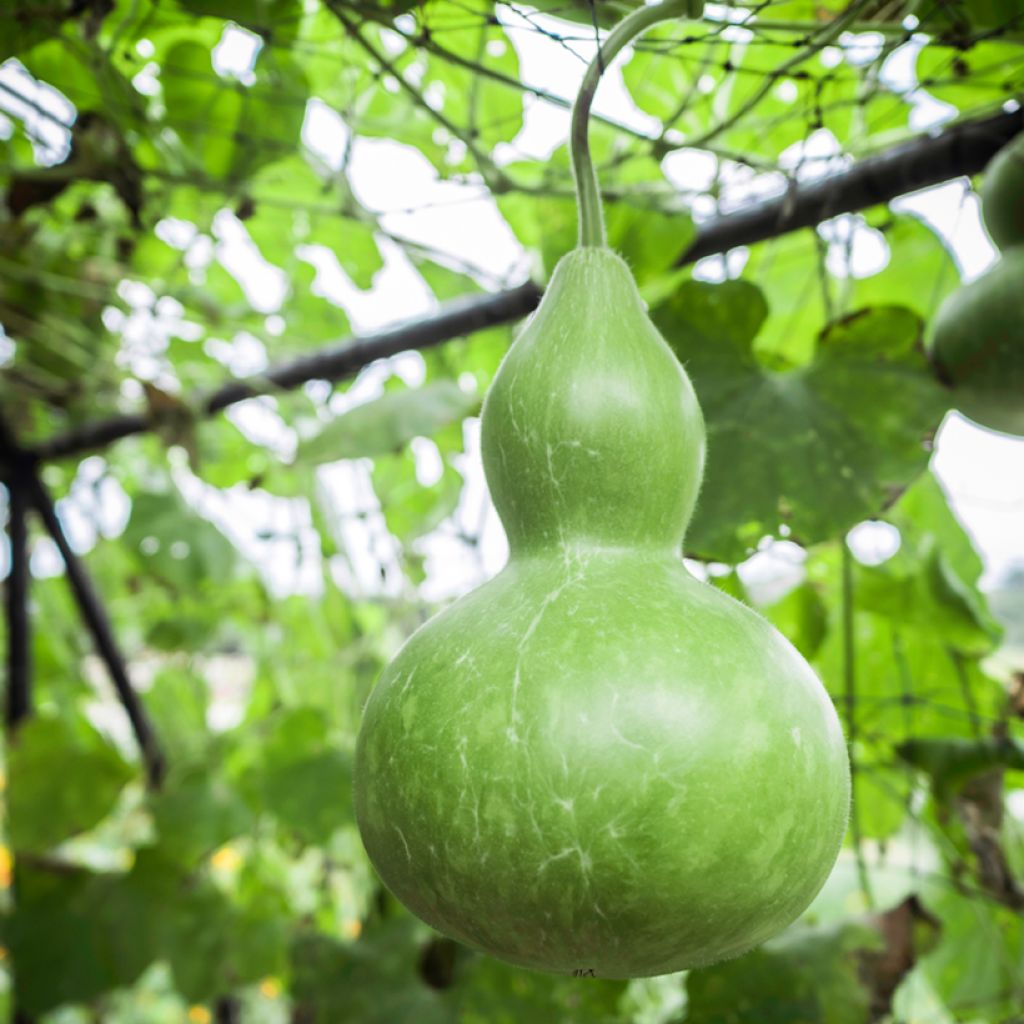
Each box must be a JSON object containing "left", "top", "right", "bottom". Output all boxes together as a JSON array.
[
  {"left": 354, "top": 0, "right": 850, "bottom": 979},
  {"left": 928, "top": 134, "right": 1024, "bottom": 436}
]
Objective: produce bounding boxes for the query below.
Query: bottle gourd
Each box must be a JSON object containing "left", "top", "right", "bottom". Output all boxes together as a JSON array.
[
  {"left": 354, "top": 0, "right": 850, "bottom": 978},
  {"left": 928, "top": 133, "right": 1024, "bottom": 436}
]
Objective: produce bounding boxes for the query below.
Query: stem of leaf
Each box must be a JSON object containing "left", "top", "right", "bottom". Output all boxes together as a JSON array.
[
  {"left": 842, "top": 539, "right": 875, "bottom": 909},
  {"left": 571, "top": 0, "right": 702, "bottom": 248}
]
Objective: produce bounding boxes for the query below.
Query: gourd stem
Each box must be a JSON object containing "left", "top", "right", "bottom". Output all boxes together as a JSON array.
[{"left": 571, "top": 0, "right": 701, "bottom": 249}]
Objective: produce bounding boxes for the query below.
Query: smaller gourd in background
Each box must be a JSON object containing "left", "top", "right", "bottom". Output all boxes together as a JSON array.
[{"left": 928, "top": 133, "right": 1024, "bottom": 436}]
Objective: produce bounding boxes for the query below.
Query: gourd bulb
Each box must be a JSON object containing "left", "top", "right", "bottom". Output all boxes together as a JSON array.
[
  {"left": 354, "top": 248, "right": 851, "bottom": 977},
  {"left": 928, "top": 134, "right": 1024, "bottom": 436}
]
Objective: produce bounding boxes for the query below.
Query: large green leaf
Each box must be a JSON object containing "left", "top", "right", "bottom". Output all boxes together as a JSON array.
[
  {"left": 8, "top": 863, "right": 155, "bottom": 1015},
  {"left": 150, "top": 768, "right": 253, "bottom": 864},
  {"left": 8, "top": 711, "right": 135, "bottom": 853},
  {"left": 235, "top": 706, "right": 355, "bottom": 844},
  {"left": 161, "top": 39, "right": 308, "bottom": 181},
  {"left": 373, "top": 449, "right": 464, "bottom": 543},
  {"left": 917, "top": 40, "right": 1024, "bottom": 110},
  {"left": 297, "top": 380, "right": 479, "bottom": 463},
  {"left": 655, "top": 281, "right": 947, "bottom": 561},
  {"left": 419, "top": 5, "right": 523, "bottom": 153},
  {"left": 122, "top": 484, "right": 239, "bottom": 591}
]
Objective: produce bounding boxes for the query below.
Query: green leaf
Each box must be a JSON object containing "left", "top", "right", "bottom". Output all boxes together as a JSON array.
[
  {"left": 306, "top": 217, "right": 384, "bottom": 292},
  {"left": 884, "top": 471, "right": 986, "bottom": 587},
  {"left": 259, "top": 748, "right": 354, "bottom": 845},
  {"left": 804, "top": 543, "right": 1006, "bottom": 744},
  {"left": 8, "top": 863, "right": 155, "bottom": 1015},
  {"left": 150, "top": 769, "right": 253, "bottom": 864},
  {"left": 162, "top": 40, "right": 244, "bottom": 179},
  {"left": 373, "top": 450, "right": 464, "bottom": 543},
  {"left": 918, "top": 877, "right": 1024, "bottom": 1017},
  {"left": 126, "top": 848, "right": 287, "bottom": 1003},
  {"left": 852, "top": 213, "right": 960, "bottom": 325},
  {"left": 21, "top": 36, "right": 144, "bottom": 125},
  {"left": 718, "top": 46, "right": 861, "bottom": 159},
  {"left": 855, "top": 544, "right": 1001, "bottom": 656},
  {"left": 161, "top": 40, "right": 308, "bottom": 181},
  {"left": 145, "top": 666, "right": 210, "bottom": 763},
  {"left": 851, "top": 471, "right": 1004, "bottom": 656},
  {"left": 686, "top": 921, "right": 880, "bottom": 1024},
  {"left": 897, "top": 736, "right": 1024, "bottom": 801},
  {"left": 852, "top": 764, "right": 912, "bottom": 842},
  {"left": 297, "top": 380, "right": 479, "bottom": 464},
  {"left": 123, "top": 484, "right": 239, "bottom": 592},
  {"left": 289, "top": 919, "right": 453, "bottom": 1024},
  {"left": 622, "top": 24, "right": 723, "bottom": 137},
  {"left": 8, "top": 711, "right": 134, "bottom": 852},
  {"left": 237, "top": 706, "right": 355, "bottom": 844},
  {"left": 451, "top": 954, "right": 628, "bottom": 1022},
  {"left": 176, "top": 0, "right": 303, "bottom": 42},
  {"left": 764, "top": 581, "right": 830, "bottom": 660},
  {"left": 656, "top": 283, "right": 947, "bottom": 561},
  {"left": 916, "top": 40, "right": 1024, "bottom": 110},
  {"left": 420, "top": 10, "right": 523, "bottom": 151}
]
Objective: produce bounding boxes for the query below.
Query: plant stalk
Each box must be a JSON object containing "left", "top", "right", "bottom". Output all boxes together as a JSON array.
[{"left": 571, "top": 0, "right": 703, "bottom": 248}]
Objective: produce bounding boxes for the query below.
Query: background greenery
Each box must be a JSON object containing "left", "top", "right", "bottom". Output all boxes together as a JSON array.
[{"left": 1, "top": 0, "right": 1023, "bottom": 1021}]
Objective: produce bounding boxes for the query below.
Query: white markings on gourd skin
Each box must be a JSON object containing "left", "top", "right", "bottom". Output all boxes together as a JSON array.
[
  {"left": 791, "top": 726, "right": 802, "bottom": 747},
  {"left": 507, "top": 571, "right": 583, "bottom": 743},
  {"left": 393, "top": 825, "right": 412, "bottom": 862},
  {"left": 610, "top": 721, "right": 646, "bottom": 751},
  {"left": 396, "top": 669, "right": 415, "bottom": 698}
]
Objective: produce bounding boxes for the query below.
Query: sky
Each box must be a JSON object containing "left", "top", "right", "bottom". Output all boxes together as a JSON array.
[{"left": 1, "top": 5, "right": 1023, "bottom": 608}]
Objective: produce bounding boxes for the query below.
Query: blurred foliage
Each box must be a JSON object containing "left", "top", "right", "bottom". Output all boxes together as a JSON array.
[{"left": 1, "top": 0, "right": 1023, "bottom": 1021}]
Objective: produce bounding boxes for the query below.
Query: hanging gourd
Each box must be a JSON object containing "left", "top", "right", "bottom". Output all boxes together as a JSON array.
[
  {"left": 354, "top": 0, "right": 850, "bottom": 978},
  {"left": 928, "top": 133, "right": 1024, "bottom": 436}
]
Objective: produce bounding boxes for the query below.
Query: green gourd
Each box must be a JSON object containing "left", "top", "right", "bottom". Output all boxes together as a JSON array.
[
  {"left": 928, "top": 134, "right": 1024, "bottom": 436},
  {"left": 354, "top": 0, "right": 850, "bottom": 978}
]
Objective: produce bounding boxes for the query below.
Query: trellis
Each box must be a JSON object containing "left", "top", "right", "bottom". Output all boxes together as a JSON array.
[{"left": 2, "top": 103, "right": 1021, "bottom": 794}]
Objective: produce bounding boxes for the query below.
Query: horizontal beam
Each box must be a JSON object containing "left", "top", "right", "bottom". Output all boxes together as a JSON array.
[
  {"left": 681, "top": 104, "right": 1024, "bottom": 263},
  {"left": 26, "top": 105, "right": 1023, "bottom": 464},
  {"left": 33, "top": 282, "right": 542, "bottom": 461}
]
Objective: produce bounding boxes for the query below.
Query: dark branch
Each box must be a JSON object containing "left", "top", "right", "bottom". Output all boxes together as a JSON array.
[
  {"left": 33, "top": 281, "right": 543, "bottom": 461},
  {"left": 681, "top": 105, "right": 1024, "bottom": 263},
  {"left": 4, "top": 474, "right": 32, "bottom": 729},
  {"left": 25, "top": 106, "right": 1023, "bottom": 464},
  {"left": 23, "top": 467, "right": 166, "bottom": 787}
]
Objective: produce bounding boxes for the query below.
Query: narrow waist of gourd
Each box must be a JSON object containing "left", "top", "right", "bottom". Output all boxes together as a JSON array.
[{"left": 506, "top": 536, "right": 687, "bottom": 562}]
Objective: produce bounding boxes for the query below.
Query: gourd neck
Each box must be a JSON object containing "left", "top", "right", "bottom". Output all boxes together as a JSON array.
[{"left": 570, "top": 0, "right": 704, "bottom": 249}]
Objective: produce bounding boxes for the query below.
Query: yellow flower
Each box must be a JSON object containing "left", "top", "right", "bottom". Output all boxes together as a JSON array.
[
  {"left": 259, "top": 977, "right": 282, "bottom": 999},
  {"left": 342, "top": 918, "right": 362, "bottom": 940},
  {"left": 0, "top": 846, "right": 12, "bottom": 889},
  {"left": 210, "top": 845, "right": 242, "bottom": 872},
  {"left": 187, "top": 1007, "right": 211, "bottom": 1024}
]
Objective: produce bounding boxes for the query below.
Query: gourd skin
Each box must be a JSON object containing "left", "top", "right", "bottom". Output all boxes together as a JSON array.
[
  {"left": 929, "top": 249, "right": 1024, "bottom": 436},
  {"left": 354, "top": 249, "right": 851, "bottom": 978},
  {"left": 980, "top": 136, "right": 1024, "bottom": 251},
  {"left": 481, "top": 239, "right": 704, "bottom": 554},
  {"left": 929, "top": 135, "right": 1024, "bottom": 435}
]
